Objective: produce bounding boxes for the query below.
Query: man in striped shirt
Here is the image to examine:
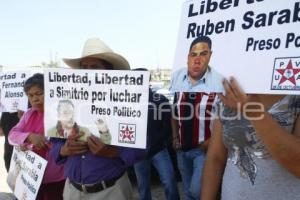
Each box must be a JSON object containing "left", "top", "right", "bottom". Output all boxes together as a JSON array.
[{"left": 170, "top": 36, "right": 223, "bottom": 200}]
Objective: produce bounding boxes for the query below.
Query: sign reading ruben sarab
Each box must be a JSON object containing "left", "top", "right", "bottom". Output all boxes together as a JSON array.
[
  {"left": 0, "top": 71, "right": 31, "bottom": 112},
  {"left": 7, "top": 147, "right": 47, "bottom": 200},
  {"left": 173, "top": 0, "right": 300, "bottom": 94},
  {"left": 44, "top": 68, "right": 149, "bottom": 149}
]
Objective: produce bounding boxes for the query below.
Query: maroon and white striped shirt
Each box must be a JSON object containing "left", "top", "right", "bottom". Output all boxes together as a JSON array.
[{"left": 174, "top": 92, "right": 218, "bottom": 150}]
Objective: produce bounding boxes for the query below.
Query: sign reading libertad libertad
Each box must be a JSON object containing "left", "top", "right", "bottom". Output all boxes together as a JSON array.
[
  {"left": 44, "top": 68, "right": 149, "bottom": 149},
  {"left": 174, "top": 0, "right": 300, "bottom": 94}
]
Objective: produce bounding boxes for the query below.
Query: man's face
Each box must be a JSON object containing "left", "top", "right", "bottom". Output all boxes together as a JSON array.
[
  {"left": 187, "top": 42, "right": 212, "bottom": 81},
  {"left": 58, "top": 103, "right": 74, "bottom": 122},
  {"left": 80, "top": 57, "right": 108, "bottom": 69}
]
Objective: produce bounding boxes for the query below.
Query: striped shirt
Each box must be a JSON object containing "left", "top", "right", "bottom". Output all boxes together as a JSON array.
[
  {"left": 174, "top": 92, "right": 218, "bottom": 150},
  {"left": 170, "top": 67, "right": 223, "bottom": 150}
]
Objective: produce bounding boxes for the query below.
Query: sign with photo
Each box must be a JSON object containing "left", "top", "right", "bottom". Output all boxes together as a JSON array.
[
  {"left": 173, "top": 0, "right": 300, "bottom": 94},
  {"left": 0, "top": 71, "right": 30, "bottom": 112},
  {"left": 7, "top": 147, "right": 47, "bottom": 200},
  {"left": 44, "top": 68, "right": 149, "bottom": 149}
]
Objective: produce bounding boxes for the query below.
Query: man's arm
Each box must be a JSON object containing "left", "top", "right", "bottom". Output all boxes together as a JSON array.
[
  {"left": 171, "top": 117, "right": 180, "bottom": 150},
  {"left": 8, "top": 111, "right": 31, "bottom": 146}
]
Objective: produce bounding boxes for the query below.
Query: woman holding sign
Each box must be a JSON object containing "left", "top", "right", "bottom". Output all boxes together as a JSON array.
[
  {"left": 9, "top": 73, "right": 65, "bottom": 200},
  {"left": 200, "top": 77, "right": 300, "bottom": 200}
]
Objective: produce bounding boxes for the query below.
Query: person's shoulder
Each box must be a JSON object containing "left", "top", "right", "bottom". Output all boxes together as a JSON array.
[
  {"left": 26, "top": 107, "right": 41, "bottom": 114},
  {"left": 206, "top": 67, "right": 225, "bottom": 93},
  {"left": 170, "top": 67, "right": 188, "bottom": 92},
  {"left": 209, "top": 67, "right": 224, "bottom": 80},
  {"left": 172, "top": 67, "right": 187, "bottom": 79},
  {"left": 20, "top": 108, "right": 36, "bottom": 119}
]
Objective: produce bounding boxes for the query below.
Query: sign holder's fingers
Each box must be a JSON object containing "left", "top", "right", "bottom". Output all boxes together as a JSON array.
[{"left": 229, "top": 77, "right": 247, "bottom": 102}]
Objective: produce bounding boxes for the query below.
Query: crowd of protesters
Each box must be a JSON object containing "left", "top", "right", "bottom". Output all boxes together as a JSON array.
[{"left": 0, "top": 36, "right": 299, "bottom": 200}]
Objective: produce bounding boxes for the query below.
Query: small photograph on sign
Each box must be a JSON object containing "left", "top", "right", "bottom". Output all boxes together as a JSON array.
[
  {"left": 271, "top": 57, "right": 300, "bottom": 91},
  {"left": 46, "top": 99, "right": 112, "bottom": 143},
  {"left": 170, "top": 36, "right": 224, "bottom": 93},
  {"left": 118, "top": 123, "right": 136, "bottom": 144}
]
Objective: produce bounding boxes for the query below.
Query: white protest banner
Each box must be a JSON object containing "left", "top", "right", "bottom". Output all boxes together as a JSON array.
[
  {"left": 7, "top": 147, "right": 47, "bottom": 200},
  {"left": 0, "top": 71, "right": 31, "bottom": 112},
  {"left": 174, "top": 0, "right": 300, "bottom": 94},
  {"left": 44, "top": 68, "right": 149, "bottom": 148}
]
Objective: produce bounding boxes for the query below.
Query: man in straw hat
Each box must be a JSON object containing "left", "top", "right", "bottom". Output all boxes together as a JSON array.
[
  {"left": 50, "top": 38, "right": 146, "bottom": 200},
  {"left": 63, "top": 37, "right": 130, "bottom": 70}
]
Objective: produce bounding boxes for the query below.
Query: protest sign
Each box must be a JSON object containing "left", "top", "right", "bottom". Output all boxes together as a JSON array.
[
  {"left": 0, "top": 71, "right": 30, "bottom": 112},
  {"left": 173, "top": 0, "right": 300, "bottom": 94},
  {"left": 7, "top": 147, "right": 47, "bottom": 200},
  {"left": 44, "top": 68, "right": 149, "bottom": 148}
]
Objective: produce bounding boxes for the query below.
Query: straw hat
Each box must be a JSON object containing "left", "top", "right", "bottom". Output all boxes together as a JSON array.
[{"left": 63, "top": 38, "right": 130, "bottom": 70}]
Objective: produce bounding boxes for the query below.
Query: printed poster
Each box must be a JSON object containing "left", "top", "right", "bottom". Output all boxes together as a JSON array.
[
  {"left": 0, "top": 71, "right": 30, "bottom": 112},
  {"left": 173, "top": 0, "right": 300, "bottom": 94},
  {"left": 7, "top": 147, "right": 47, "bottom": 200},
  {"left": 44, "top": 68, "right": 149, "bottom": 149}
]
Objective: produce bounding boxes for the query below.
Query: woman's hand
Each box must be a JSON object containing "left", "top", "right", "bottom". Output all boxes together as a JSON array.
[
  {"left": 218, "top": 77, "right": 263, "bottom": 118},
  {"left": 219, "top": 77, "right": 247, "bottom": 109},
  {"left": 27, "top": 134, "right": 49, "bottom": 150}
]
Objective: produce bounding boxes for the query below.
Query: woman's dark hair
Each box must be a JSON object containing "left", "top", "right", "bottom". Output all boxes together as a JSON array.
[{"left": 24, "top": 73, "right": 44, "bottom": 93}]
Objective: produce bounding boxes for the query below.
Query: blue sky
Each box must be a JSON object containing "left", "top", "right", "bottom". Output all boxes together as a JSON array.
[{"left": 0, "top": 0, "right": 183, "bottom": 69}]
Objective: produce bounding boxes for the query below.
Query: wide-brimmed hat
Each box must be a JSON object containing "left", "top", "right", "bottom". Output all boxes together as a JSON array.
[{"left": 63, "top": 38, "right": 130, "bottom": 70}]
